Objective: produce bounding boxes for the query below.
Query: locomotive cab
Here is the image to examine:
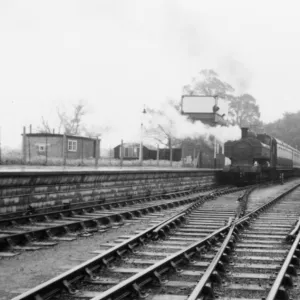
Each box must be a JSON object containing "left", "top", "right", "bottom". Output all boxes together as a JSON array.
[
  {"left": 223, "top": 128, "right": 272, "bottom": 184},
  {"left": 223, "top": 127, "right": 300, "bottom": 185}
]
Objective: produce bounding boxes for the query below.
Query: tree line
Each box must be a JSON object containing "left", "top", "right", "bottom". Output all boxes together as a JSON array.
[
  {"left": 183, "top": 69, "right": 261, "bottom": 128},
  {"left": 183, "top": 69, "right": 300, "bottom": 148}
]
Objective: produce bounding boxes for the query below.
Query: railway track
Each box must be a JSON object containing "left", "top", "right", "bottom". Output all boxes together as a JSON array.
[
  {"left": 11, "top": 181, "right": 300, "bottom": 300},
  {"left": 137, "top": 182, "right": 300, "bottom": 300},
  {"left": 214, "top": 185, "right": 300, "bottom": 299},
  {"left": 0, "top": 185, "right": 235, "bottom": 257},
  {"left": 0, "top": 185, "right": 215, "bottom": 220},
  {"left": 10, "top": 185, "right": 248, "bottom": 300}
]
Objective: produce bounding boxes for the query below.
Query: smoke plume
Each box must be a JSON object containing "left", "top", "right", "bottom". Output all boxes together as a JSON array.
[{"left": 93, "top": 101, "right": 241, "bottom": 151}]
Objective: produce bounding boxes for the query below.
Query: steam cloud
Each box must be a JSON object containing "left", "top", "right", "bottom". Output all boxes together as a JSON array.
[
  {"left": 147, "top": 102, "right": 241, "bottom": 144},
  {"left": 217, "top": 57, "right": 252, "bottom": 94},
  {"left": 94, "top": 101, "right": 241, "bottom": 150}
]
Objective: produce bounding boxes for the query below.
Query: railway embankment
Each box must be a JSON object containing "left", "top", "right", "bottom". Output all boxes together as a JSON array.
[{"left": 0, "top": 169, "right": 218, "bottom": 214}]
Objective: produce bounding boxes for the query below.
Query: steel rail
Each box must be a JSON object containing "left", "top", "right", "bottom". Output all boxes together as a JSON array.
[
  {"left": 2, "top": 187, "right": 242, "bottom": 251},
  {"left": 185, "top": 183, "right": 300, "bottom": 300},
  {"left": 11, "top": 186, "right": 246, "bottom": 300},
  {"left": 235, "top": 185, "right": 256, "bottom": 218},
  {"left": 266, "top": 218, "right": 300, "bottom": 300},
  {"left": 89, "top": 182, "right": 298, "bottom": 300},
  {"left": 151, "top": 186, "right": 242, "bottom": 240},
  {"left": 187, "top": 218, "right": 236, "bottom": 300},
  {"left": 287, "top": 218, "right": 300, "bottom": 241},
  {"left": 185, "top": 186, "right": 255, "bottom": 300},
  {"left": 1, "top": 184, "right": 226, "bottom": 225},
  {"left": 0, "top": 195, "right": 197, "bottom": 251},
  {"left": 89, "top": 225, "right": 230, "bottom": 300},
  {"left": 150, "top": 186, "right": 238, "bottom": 240},
  {"left": 10, "top": 213, "right": 191, "bottom": 300},
  {"left": 0, "top": 179, "right": 216, "bottom": 218},
  {"left": 151, "top": 194, "right": 214, "bottom": 239},
  {"left": 0, "top": 188, "right": 200, "bottom": 225},
  {"left": 11, "top": 186, "right": 230, "bottom": 300},
  {"left": 235, "top": 183, "right": 300, "bottom": 227}
]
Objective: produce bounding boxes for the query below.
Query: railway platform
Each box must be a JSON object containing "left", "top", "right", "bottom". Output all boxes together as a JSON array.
[{"left": 0, "top": 167, "right": 220, "bottom": 215}]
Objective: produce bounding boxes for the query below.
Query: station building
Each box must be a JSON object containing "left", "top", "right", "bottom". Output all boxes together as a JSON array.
[
  {"left": 113, "top": 140, "right": 225, "bottom": 168},
  {"left": 113, "top": 143, "right": 181, "bottom": 161},
  {"left": 22, "top": 133, "right": 99, "bottom": 161}
]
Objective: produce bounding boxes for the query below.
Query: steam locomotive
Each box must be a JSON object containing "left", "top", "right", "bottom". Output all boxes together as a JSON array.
[{"left": 223, "top": 128, "right": 300, "bottom": 184}]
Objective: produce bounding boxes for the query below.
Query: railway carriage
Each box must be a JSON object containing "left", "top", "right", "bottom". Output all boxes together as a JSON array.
[{"left": 223, "top": 128, "right": 300, "bottom": 184}]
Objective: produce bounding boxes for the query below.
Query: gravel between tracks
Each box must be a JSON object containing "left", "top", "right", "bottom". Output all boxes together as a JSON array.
[
  {"left": 247, "top": 178, "right": 300, "bottom": 211},
  {"left": 2, "top": 180, "right": 300, "bottom": 300},
  {"left": 0, "top": 206, "right": 189, "bottom": 300}
]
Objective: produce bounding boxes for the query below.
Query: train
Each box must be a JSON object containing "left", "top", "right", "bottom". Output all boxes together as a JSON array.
[{"left": 223, "top": 127, "right": 300, "bottom": 184}]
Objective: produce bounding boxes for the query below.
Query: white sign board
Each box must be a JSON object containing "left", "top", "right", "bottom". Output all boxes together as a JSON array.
[{"left": 181, "top": 96, "right": 229, "bottom": 118}]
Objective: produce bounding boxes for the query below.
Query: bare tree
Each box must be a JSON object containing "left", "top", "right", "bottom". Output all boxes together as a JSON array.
[
  {"left": 38, "top": 117, "right": 52, "bottom": 133},
  {"left": 57, "top": 102, "right": 85, "bottom": 135},
  {"left": 145, "top": 105, "right": 182, "bottom": 165},
  {"left": 39, "top": 101, "right": 110, "bottom": 138}
]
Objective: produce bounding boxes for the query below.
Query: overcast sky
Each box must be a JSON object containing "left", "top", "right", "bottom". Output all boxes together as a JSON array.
[{"left": 1, "top": 0, "right": 300, "bottom": 148}]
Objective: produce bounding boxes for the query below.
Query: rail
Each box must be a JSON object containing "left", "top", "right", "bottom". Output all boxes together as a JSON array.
[
  {"left": 187, "top": 218, "right": 235, "bottom": 300},
  {"left": 0, "top": 194, "right": 197, "bottom": 251},
  {"left": 10, "top": 186, "right": 248, "bottom": 300},
  {"left": 90, "top": 225, "right": 230, "bottom": 300},
  {"left": 182, "top": 183, "right": 300, "bottom": 300},
  {"left": 266, "top": 218, "right": 300, "bottom": 300},
  {"left": 0, "top": 188, "right": 198, "bottom": 225},
  {"left": 287, "top": 218, "right": 300, "bottom": 241}
]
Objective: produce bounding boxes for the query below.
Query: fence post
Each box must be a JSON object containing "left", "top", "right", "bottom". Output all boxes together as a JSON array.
[
  {"left": 156, "top": 144, "right": 159, "bottom": 166},
  {"left": 99, "top": 139, "right": 101, "bottom": 158},
  {"left": 109, "top": 146, "right": 112, "bottom": 166},
  {"left": 181, "top": 143, "right": 184, "bottom": 167},
  {"left": 81, "top": 139, "right": 84, "bottom": 165},
  {"left": 120, "top": 139, "right": 124, "bottom": 167},
  {"left": 45, "top": 134, "right": 48, "bottom": 165},
  {"left": 27, "top": 133, "right": 31, "bottom": 164},
  {"left": 62, "top": 133, "right": 67, "bottom": 166},
  {"left": 214, "top": 136, "right": 217, "bottom": 169},
  {"left": 95, "top": 137, "right": 99, "bottom": 168},
  {"left": 22, "top": 126, "right": 27, "bottom": 164},
  {"left": 198, "top": 148, "right": 202, "bottom": 168},
  {"left": 169, "top": 138, "right": 173, "bottom": 167}
]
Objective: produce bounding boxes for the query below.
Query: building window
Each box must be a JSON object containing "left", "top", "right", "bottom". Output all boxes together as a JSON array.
[
  {"left": 120, "top": 145, "right": 139, "bottom": 158},
  {"left": 36, "top": 143, "right": 49, "bottom": 154},
  {"left": 133, "top": 147, "right": 139, "bottom": 157},
  {"left": 38, "top": 145, "right": 46, "bottom": 152},
  {"left": 68, "top": 140, "right": 77, "bottom": 152},
  {"left": 125, "top": 147, "right": 129, "bottom": 157}
]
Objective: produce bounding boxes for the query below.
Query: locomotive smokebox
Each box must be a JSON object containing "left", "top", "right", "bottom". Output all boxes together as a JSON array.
[{"left": 241, "top": 127, "right": 249, "bottom": 139}]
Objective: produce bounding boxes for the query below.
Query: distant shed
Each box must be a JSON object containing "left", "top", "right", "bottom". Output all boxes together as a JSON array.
[
  {"left": 113, "top": 143, "right": 181, "bottom": 161},
  {"left": 23, "top": 133, "right": 98, "bottom": 160},
  {"left": 113, "top": 139, "right": 225, "bottom": 167},
  {"left": 113, "top": 143, "right": 156, "bottom": 160}
]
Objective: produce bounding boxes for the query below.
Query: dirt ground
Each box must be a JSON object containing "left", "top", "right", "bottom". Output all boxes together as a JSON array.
[
  {"left": 1, "top": 180, "right": 300, "bottom": 300},
  {"left": 247, "top": 178, "right": 300, "bottom": 211},
  {"left": 0, "top": 204, "right": 191, "bottom": 300}
]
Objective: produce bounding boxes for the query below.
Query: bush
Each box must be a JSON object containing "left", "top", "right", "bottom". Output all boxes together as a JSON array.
[{"left": 0, "top": 147, "right": 183, "bottom": 168}]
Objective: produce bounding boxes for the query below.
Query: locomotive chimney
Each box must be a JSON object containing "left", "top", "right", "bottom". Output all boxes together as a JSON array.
[{"left": 241, "top": 127, "right": 248, "bottom": 139}]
